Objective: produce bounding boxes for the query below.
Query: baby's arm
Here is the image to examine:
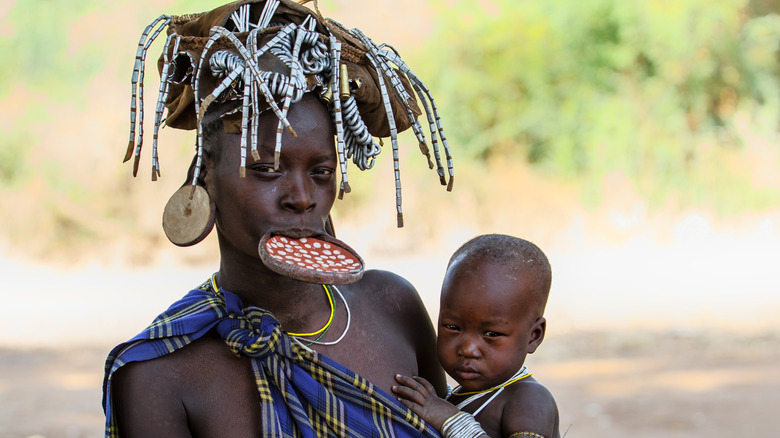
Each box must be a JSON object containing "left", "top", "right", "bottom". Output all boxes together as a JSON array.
[
  {"left": 394, "top": 375, "right": 560, "bottom": 438},
  {"left": 392, "top": 374, "right": 460, "bottom": 431},
  {"left": 501, "top": 381, "right": 560, "bottom": 438}
]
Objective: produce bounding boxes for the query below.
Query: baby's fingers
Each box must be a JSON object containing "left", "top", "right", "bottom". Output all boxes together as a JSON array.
[
  {"left": 394, "top": 374, "right": 434, "bottom": 397},
  {"left": 395, "top": 394, "right": 425, "bottom": 418},
  {"left": 391, "top": 383, "right": 426, "bottom": 415},
  {"left": 392, "top": 382, "right": 422, "bottom": 402},
  {"left": 412, "top": 376, "right": 436, "bottom": 395}
]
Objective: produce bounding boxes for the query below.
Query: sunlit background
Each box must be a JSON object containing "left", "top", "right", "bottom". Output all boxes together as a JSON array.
[{"left": 1, "top": 0, "right": 779, "bottom": 437}]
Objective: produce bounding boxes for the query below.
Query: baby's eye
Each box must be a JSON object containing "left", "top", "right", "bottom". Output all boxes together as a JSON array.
[
  {"left": 484, "top": 331, "right": 504, "bottom": 338},
  {"left": 441, "top": 324, "right": 459, "bottom": 331}
]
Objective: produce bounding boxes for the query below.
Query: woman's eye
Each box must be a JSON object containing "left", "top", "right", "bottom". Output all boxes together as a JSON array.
[
  {"left": 253, "top": 165, "right": 278, "bottom": 174},
  {"left": 313, "top": 168, "right": 334, "bottom": 176}
]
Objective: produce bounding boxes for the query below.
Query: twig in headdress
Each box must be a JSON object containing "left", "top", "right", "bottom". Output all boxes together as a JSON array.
[
  {"left": 190, "top": 25, "right": 300, "bottom": 186},
  {"left": 250, "top": 72, "right": 262, "bottom": 161},
  {"left": 328, "top": 36, "right": 350, "bottom": 199},
  {"left": 350, "top": 31, "right": 404, "bottom": 227},
  {"left": 362, "top": 61, "right": 402, "bottom": 225},
  {"left": 151, "top": 34, "right": 180, "bottom": 181},
  {"left": 375, "top": 48, "right": 454, "bottom": 191},
  {"left": 230, "top": 4, "right": 257, "bottom": 33},
  {"left": 258, "top": 0, "right": 281, "bottom": 29},
  {"left": 239, "top": 67, "right": 252, "bottom": 177},
  {"left": 200, "top": 26, "right": 296, "bottom": 133},
  {"left": 244, "top": 21, "right": 310, "bottom": 163},
  {"left": 274, "top": 23, "right": 307, "bottom": 170},
  {"left": 125, "top": 14, "right": 171, "bottom": 176},
  {"left": 341, "top": 96, "right": 379, "bottom": 170}
]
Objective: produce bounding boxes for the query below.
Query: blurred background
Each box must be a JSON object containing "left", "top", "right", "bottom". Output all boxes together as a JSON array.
[{"left": 1, "top": 0, "right": 779, "bottom": 436}]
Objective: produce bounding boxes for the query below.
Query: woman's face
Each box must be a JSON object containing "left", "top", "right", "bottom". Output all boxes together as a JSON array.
[{"left": 205, "top": 93, "right": 338, "bottom": 263}]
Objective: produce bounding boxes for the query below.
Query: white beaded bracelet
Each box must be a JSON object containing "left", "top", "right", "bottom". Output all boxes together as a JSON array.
[{"left": 441, "top": 411, "right": 487, "bottom": 438}]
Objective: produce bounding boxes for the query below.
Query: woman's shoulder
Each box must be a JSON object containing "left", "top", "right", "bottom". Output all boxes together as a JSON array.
[
  {"left": 347, "top": 268, "right": 425, "bottom": 312},
  {"left": 358, "top": 268, "right": 415, "bottom": 287},
  {"left": 115, "top": 332, "right": 245, "bottom": 388}
]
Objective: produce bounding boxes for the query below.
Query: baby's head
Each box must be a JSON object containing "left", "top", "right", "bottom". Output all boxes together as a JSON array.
[{"left": 437, "top": 234, "right": 552, "bottom": 392}]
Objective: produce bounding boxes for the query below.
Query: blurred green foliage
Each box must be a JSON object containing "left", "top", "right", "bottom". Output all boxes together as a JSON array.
[
  {"left": 1, "top": 0, "right": 779, "bottom": 260},
  {"left": 0, "top": 0, "right": 104, "bottom": 102},
  {"left": 0, "top": 0, "right": 226, "bottom": 103},
  {"left": 421, "top": 0, "right": 780, "bottom": 212}
]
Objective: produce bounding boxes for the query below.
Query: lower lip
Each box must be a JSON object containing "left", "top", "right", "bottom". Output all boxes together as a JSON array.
[{"left": 455, "top": 370, "right": 480, "bottom": 380}]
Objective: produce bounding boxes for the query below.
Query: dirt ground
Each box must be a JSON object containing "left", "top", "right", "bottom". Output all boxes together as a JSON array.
[
  {"left": 2, "top": 207, "right": 779, "bottom": 438},
  {"left": 2, "top": 204, "right": 778, "bottom": 438},
  {"left": 0, "top": 330, "right": 777, "bottom": 438}
]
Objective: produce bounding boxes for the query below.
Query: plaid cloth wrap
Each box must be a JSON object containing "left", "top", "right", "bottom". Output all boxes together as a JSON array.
[{"left": 102, "top": 277, "right": 439, "bottom": 438}]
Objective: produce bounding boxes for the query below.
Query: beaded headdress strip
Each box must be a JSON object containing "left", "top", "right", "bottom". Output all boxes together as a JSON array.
[{"left": 124, "top": 0, "right": 453, "bottom": 227}]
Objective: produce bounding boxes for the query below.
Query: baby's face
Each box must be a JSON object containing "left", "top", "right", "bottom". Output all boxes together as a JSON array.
[{"left": 437, "top": 258, "right": 541, "bottom": 392}]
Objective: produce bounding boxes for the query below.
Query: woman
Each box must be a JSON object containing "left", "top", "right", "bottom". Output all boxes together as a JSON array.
[{"left": 103, "top": 1, "right": 453, "bottom": 437}]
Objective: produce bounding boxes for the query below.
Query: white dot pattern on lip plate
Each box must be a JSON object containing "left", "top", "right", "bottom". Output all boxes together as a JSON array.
[{"left": 265, "top": 236, "right": 362, "bottom": 273}]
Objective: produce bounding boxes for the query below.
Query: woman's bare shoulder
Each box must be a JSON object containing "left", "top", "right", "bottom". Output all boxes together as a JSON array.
[
  {"left": 352, "top": 269, "right": 424, "bottom": 307},
  {"left": 111, "top": 333, "right": 260, "bottom": 437}
]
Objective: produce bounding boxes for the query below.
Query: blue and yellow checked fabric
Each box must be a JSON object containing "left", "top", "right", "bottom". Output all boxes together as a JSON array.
[{"left": 102, "top": 277, "right": 439, "bottom": 438}]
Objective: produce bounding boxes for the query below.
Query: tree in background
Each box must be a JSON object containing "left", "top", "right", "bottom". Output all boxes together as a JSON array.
[{"left": 421, "top": 0, "right": 780, "bottom": 211}]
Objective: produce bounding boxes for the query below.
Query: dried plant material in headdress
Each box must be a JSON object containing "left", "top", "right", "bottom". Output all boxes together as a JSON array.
[{"left": 124, "top": 0, "right": 454, "bottom": 228}]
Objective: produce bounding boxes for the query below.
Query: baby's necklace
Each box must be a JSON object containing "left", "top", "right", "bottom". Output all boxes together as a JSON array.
[{"left": 448, "top": 366, "right": 532, "bottom": 416}]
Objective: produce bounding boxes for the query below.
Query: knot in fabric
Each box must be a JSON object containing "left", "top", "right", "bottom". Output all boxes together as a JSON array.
[{"left": 216, "top": 306, "right": 286, "bottom": 359}]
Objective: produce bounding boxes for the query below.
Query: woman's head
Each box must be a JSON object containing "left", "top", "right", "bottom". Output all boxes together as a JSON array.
[
  {"left": 126, "top": 0, "right": 453, "bottom": 235},
  {"left": 126, "top": 0, "right": 454, "bottom": 283}
]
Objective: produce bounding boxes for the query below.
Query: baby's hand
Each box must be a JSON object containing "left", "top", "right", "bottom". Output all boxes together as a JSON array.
[{"left": 392, "top": 374, "right": 460, "bottom": 431}]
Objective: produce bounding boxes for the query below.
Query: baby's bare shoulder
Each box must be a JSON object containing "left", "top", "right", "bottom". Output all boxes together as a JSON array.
[{"left": 500, "top": 378, "right": 560, "bottom": 438}]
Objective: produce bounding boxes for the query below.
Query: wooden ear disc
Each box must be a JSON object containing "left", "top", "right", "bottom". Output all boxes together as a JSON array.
[
  {"left": 258, "top": 234, "right": 365, "bottom": 285},
  {"left": 162, "top": 185, "right": 216, "bottom": 247}
]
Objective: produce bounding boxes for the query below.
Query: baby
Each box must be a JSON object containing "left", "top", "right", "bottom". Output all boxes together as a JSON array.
[{"left": 393, "top": 234, "right": 560, "bottom": 438}]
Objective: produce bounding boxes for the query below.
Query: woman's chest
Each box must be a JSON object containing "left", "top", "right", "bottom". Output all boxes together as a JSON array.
[{"left": 310, "top": 310, "right": 420, "bottom": 394}]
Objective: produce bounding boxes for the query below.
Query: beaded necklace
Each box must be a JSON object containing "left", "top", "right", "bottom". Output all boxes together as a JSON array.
[
  {"left": 448, "top": 366, "right": 532, "bottom": 417},
  {"left": 297, "top": 285, "right": 351, "bottom": 347},
  {"left": 209, "top": 274, "right": 335, "bottom": 339},
  {"left": 286, "top": 284, "right": 335, "bottom": 337}
]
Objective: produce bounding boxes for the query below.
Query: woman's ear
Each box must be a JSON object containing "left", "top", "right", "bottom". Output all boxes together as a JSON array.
[
  {"left": 526, "top": 317, "right": 546, "bottom": 354},
  {"left": 161, "top": 153, "right": 216, "bottom": 247},
  {"left": 183, "top": 150, "right": 211, "bottom": 188},
  {"left": 325, "top": 214, "right": 336, "bottom": 237}
]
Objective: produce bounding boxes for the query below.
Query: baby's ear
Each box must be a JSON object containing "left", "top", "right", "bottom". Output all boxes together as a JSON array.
[{"left": 526, "top": 317, "right": 546, "bottom": 354}]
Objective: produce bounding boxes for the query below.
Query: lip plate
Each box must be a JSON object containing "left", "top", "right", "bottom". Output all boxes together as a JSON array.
[{"left": 258, "top": 232, "right": 365, "bottom": 285}]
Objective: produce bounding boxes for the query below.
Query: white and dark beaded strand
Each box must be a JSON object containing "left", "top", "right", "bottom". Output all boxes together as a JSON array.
[{"left": 440, "top": 412, "right": 486, "bottom": 438}]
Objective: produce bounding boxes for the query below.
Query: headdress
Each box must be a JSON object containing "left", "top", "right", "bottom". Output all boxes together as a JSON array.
[{"left": 124, "top": 0, "right": 453, "bottom": 230}]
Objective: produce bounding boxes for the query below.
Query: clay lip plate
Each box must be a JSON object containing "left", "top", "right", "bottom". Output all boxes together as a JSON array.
[{"left": 258, "top": 233, "right": 365, "bottom": 285}]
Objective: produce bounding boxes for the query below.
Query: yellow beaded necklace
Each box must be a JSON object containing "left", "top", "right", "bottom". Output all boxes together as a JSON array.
[
  {"left": 209, "top": 274, "right": 335, "bottom": 338},
  {"left": 286, "top": 285, "right": 335, "bottom": 338},
  {"left": 452, "top": 371, "right": 533, "bottom": 397},
  {"left": 449, "top": 366, "right": 533, "bottom": 417}
]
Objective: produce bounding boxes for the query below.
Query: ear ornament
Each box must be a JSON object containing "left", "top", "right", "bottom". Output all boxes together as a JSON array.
[{"left": 161, "top": 185, "right": 216, "bottom": 247}]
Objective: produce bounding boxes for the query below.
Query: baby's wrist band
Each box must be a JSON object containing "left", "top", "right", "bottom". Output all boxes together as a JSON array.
[
  {"left": 440, "top": 411, "right": 486, "bottom": 438},
  {"left": 508, "top": 432, "right": 545, "bottom": 438}
]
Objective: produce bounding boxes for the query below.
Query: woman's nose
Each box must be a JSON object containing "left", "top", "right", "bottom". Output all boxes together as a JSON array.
[{"left": 280, "top": 172, "right": 316, "bottom": 213}]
